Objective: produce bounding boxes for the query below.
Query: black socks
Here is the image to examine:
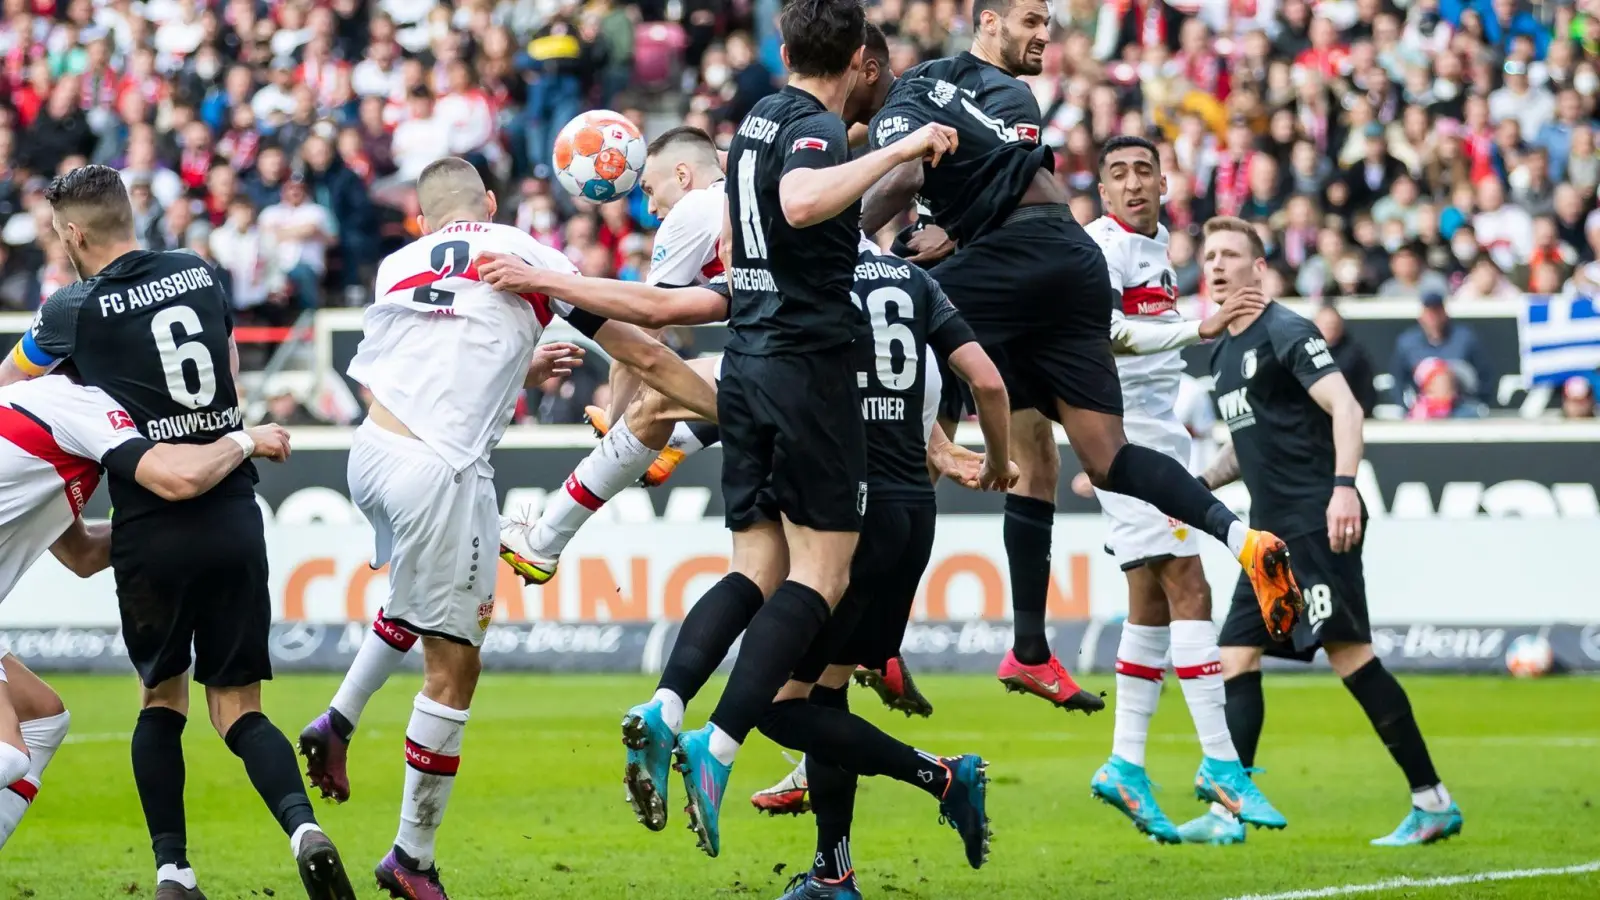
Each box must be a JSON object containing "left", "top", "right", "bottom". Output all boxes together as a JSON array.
[
  {"left": 708, "top": 581, "right": 830, "bottom": 743},
  {"left": 1343, "top": 658, "right": 1441, "bottom": 791},
  {"left": 1003, "top": 494, "right": 1054, "bottom": 665},
  {"left": 1105, "top": 443, "right": 1240, "bottom": 546},
  {"left": 757, "top": 699, "right": 949, "bottom": 799},
  {"left": 807, "top": 684, "right": 856, "bottom": 883},
  {"left": 1223, "top": 670, "right": 1265, "bottom": 769},
  {"left": 132, "top": 706, "right": 189, "bottom": 869},
  {"left": 659, "top": 572, "right": 766, "bottom": 704},
  {"left": 224, "top": 711, "right": 318, "bottom": 838}
]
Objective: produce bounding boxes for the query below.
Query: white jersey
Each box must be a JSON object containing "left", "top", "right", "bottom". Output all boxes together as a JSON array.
[
  {"left": 0, "top": 375, "right": 143, "bottom": 599},
  {"left": 646, "top": 181, "right": 725, "bottom": 288},
  {"left": 350, "top": 221, "right": 585, "bottom": 471},
  {"left": 1085, "top": 215, "right": 1201, "bottom": 428}
]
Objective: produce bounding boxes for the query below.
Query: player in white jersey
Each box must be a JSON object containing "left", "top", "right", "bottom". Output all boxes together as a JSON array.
[
  {"left": 1078, "top": 136, "right": 1284, "bottom": 845},
  {"left": 0, "top": 373, "right": 289, "bottom": 855},
  {"left": 293, "top": 158, "right": 718, "bottom": 900}
]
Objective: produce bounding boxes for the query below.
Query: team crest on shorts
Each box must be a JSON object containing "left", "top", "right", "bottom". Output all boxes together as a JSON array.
[
  {"left": 857, "top": 482, "right": 869, "bottom": 516},
  {"left": 1241, "top": 349, "right": 1258, "bottom": 380},
  {"left": 1167, "top": 516, "right": 1189, "bottom": 541},
  {"left": 476, "top": 600, "right": 495, "bottom": 632}
]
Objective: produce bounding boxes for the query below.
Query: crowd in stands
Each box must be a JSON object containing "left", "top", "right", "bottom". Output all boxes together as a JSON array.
[{"left": 0, "top": 0, "right": 1593, "bottom": 421}]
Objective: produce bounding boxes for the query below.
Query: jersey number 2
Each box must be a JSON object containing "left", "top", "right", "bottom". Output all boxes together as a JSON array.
[
  {"left": 735, "top": 150, "right": 768, "bottom": 260},
  {"left": 151, "top": 306, "right": 217, "bottom": 409},
  {"left": 853, "top": 287, "right": 918, "bottom": 390}
]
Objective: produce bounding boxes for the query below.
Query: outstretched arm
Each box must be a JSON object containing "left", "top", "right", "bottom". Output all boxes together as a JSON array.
[
  {"left": 861, "top": 159, "right": 925, "bottom": 235},
  {"left": 107, "top": 424, "right": 292, "bottom": 502},
  {"left": 49, "top": 517, "right": 111, "bottom": 577},
  {"left": 781, "top": 124, "right": 953, "bottom": 229},
  {"left": 593, "top": 321, "right": 719, "bottom": 422},
  {"left": 477, "top": 254, "right": 728, "bottom": 328}
]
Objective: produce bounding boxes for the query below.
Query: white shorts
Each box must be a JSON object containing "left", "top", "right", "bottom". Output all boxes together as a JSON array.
[
  {"left": 1093, "top": 416, "right": 1202, "bottom": 570},
  {"left": 348, "top": 420, "right": 499, "bottom": 646}
]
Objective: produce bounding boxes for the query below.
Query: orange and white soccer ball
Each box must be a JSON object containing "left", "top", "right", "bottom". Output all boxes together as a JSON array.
[
  {"left": 553, "top": 110, "right": 647, "bottom": 202},
  {"left": 1505, "top": 633, "right": 1555, "bottom": 678}
]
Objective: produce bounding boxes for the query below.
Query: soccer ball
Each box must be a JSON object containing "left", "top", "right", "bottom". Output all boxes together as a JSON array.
[
  {"left": 552, "top": 110, "right": 646, "bottom": 202},
  {"left": 1504, "top": 634, "right": 1555, "bottom": 678}
]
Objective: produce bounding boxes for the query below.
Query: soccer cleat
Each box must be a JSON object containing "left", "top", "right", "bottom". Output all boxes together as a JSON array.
[
  {"left": 641, "top": 447, "right": 687, "bottom": 487},
  {"left": 1370, "top": 804, "right": 1464, "bottom": 846},
  {"left": 1239, "top": 530, "right": 1304, "bottom": 641},
  {"left": 673, "top": 724, "right": 731, "bottom": 858},
  {"left": 375, "top": 846, "right": 449, "bottom": 900},
  {"left": 1090, "top": 756, "right": 1181, "bottom": 844},
  {"left": 1177, "top": 810, "right": 1247, "bottom": 845},
  {"left": 936, "top": 754, "right": 992, "bottom": 869},
  {"left": 751, "top": 753, "right": 809, "bottom": 816},
  {"left": 776, "top": 871, "right": 864, "bottom": 899},
  {"left": 298, "top": 711, "right": 352, "bottom": 803},
  {"left": 1194, "top": 758, "right": 1286, "bottom": 830},
  {"left": 583, "top": 405, "right": 610, "bottom": 438},
  {"left": 295, "top": 829, "right": 357, "bottom": 900},
  {"left": 498, "top": 516, "right": 558, "bottom": 585},
  {"left": 620, "top": 699, "right": 675, "bottom": 831},
  {"left": 996, "top": 650, "right": 1106, "bottom": 713},
  {"left": 854, "top": 656, "right": 934, "bottom": 717},
  {"left": 154, "top": 885, "right": 207, "bottom": 900}
]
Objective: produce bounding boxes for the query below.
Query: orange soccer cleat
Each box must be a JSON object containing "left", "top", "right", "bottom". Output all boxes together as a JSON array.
[
  {"left": 1239, "top": 530, "right": 1304, "bottom": 641},
  {"left": 640, "top": 447, "right": 686, "bottom": 487},
  {"left": 583, "top": 405, "right": 610, "bottom": 438}
]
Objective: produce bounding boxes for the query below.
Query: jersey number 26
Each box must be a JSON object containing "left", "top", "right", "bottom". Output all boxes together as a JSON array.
[{"left": 853, "top": 287, "right": 919, "bottom": 391}]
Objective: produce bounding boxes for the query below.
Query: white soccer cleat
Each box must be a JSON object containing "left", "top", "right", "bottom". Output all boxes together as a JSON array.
[
  {"left": 499, "top": 516, "right": 558, "bottom": 585},
  {"left": 751, "top": 754, "right": 809, "bottom": 816}
]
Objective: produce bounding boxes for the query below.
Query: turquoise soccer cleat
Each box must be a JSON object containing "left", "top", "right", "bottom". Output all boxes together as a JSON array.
[
  {"left": 1371, "top": 804, "right": 1464, "bottom": 846},
  {"left": 621, "top": 700, "right": 675, "bottom": 831},
  {"left": 1177, "top": 810, "right": 1247, "bottom": 845},
  {"left": 672, "top": 724, "right": 731, "bottom": 858},
  {"left": 776, "top": 871, "right": 864, "bottom": 900},
  {"left": 1194, "top": 758, "right": 1287, "bottom": 830},
  {"left": 937, "top": 754, "right": 993, "bottom": 869},
  {"left": 1090, "top": 756, "right": 1181, "bottom": 844}
]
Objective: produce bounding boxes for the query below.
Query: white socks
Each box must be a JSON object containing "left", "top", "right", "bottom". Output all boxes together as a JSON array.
[
  {"left": 156, "top": 864, "right": 198, "bottom": 889},
  {"left": 528, "top": 417, "right": 657, "bottom": 560},
  {"left": 396, "top": 693, "right": 469, "bottom": 869},
  {"left": 665, "top": 421, "right": 709, "bottom": 454},
  {"left": 0, "top": 743, "right": 29, "bottom": 792},
  {"left": 1226, "top": 522, "right": 1248, "bottom": 559},
  {"left": 330, "top": 613, "right": 415, "bottom": 730},
  {"left": 1112, "top": 624, "right": 1169, "bottom": 768},
  {"left": 652, "top": 688, "right": 685, "bottom": 734},
  {"left": 0, "top": 710, "right": 70, "bottom": 849},
  {"left": 707, "top": 724, "right": 741, "bottom": 766},
  {"left": 289, "top": 822, "right": 325, "bottom": 857},
  {"left": 1171, "top": 619, "right": 1238, "bottom": 762},
  {"left": 1413, "top": 784, "right": 1453, "bottom": 813}
]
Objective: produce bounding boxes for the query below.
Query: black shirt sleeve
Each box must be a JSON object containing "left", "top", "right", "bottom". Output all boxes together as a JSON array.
[
  {"left": 924, "top": 276, "right": 976, "bottom": 359},
  {"left": 562, "top": 306, "right": 608, "bottom": 339},
  {"left": 25, "top": 281, "right": 92, "bottom": 363},
  {"left": 781, "top": 111, "right": 850, "bottom": 175},
  {"left": 1267, "top": 307, "right": 1341, "bottom": 392},
  {"left": 102, "top": 438, "right": 157, "bottom": 482}
]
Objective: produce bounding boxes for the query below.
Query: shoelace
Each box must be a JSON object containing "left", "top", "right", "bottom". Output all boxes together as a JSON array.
[{"left": 784, "top": 871, "right": 810, "bottom": 893}]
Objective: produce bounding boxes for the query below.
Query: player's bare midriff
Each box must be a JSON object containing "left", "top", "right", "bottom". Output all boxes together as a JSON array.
[
  {"left": 1015, "top": 169, "right": 1069, "bottom": 210},
  {"left": 366, "top": 400, "right": 420, "bottom": 441}
]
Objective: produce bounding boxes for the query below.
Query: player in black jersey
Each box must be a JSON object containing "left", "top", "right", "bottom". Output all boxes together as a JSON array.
[
  {"left": 861, "top": 0, "right": 1304, "bottom": 712},
  {"left": 0, "top": 166, "right": 357, "bottom": 900},
  {"left": 674, "top": 0, "right": 968, "bottom": 860},
  {"left": 1189, "top": 218, "right": 1462, "bottom": 848}
]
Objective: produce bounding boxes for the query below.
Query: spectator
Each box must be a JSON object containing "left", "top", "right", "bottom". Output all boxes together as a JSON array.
[
  {"left": 435, "top": 60, "right": 497, "bottom": 170},
  {"left": 1378, "top": 244, "right": 1451, "bottom": 298},
  {"left": 243, "top": 143, "right": 289, "bottom": 210},
  {"left": 1472, "top": 177, "right": 1535, "bottom": 271},
  {"left": 390, "top": 86, "right": 450, "bottom": 182},
  {"left": 258, "top": 174, "right": 334, "bottom": 308},
  {"left": 523, "top": 0, "right": 591, "bottom": 172},
  {"left": 153, "top": 197, "right": 197, "bottom": 252},
  {"left": 262, "top": 385, "right": 324, "bottom": 426},
  {"left": 1391, "top": 292, "right": 1497, "bottom": 410},
  {"left": 1562, "top": 376, "right": 1597, "bottom": 419},
  {"left": 210, "top": 195, "right": 274, "bottom": 319},
  {"left": 1315, "top": 304, "right": 1377, "bottom": 416},
  {"left": 252, "top": 58, "right": 300, "bottom": 123},
  {"left": 127, "top": 178, "right": 162, "bottom": 249},
  {"left": 1342, "top": 122, "right": 1407, "bottom": 211},
  {"left": 720, "top": 31, "right": 776, "bottom": 126},
  {"left": 1454, "top": 255, "right": 1522, "bottom": 302},
  {"left": 300, "top": 133, "right": 375, "bottom": 302},
  {"left": 1489, "top": 59, "right": 1556, "bottom": 141},
  {"left": 1407, "top": 356, "right": 1488, "bottom": 419},
  {"left": 1509, "top": 146, "right": 1557, "bottom": 219},
  {"left": 119, "top": 125, "right": 183, "bottom": 209},
  {"left": 1535, "top": 89, "right": 1593, "bottom": 181},
  {"left": 26, "top": 80, "right": 97, "bottom": 176}
]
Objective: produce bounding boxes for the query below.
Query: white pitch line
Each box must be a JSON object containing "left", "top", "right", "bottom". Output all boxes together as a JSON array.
[
  {"left": 62, "top": 732, "right": 132, "bottom": 744},
  {"left": 1218, "top": 860, "right": 1600, "bottom": 900}
]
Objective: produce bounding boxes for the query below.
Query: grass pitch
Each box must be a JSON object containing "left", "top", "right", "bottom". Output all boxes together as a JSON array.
[{"left": 3, "top": 673, "right": 1598, "bottom": 900}]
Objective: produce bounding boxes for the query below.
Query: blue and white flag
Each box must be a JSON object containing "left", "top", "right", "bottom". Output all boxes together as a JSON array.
[{"left": 1519, "top": 294, "right": 1600, "bottom": 387}]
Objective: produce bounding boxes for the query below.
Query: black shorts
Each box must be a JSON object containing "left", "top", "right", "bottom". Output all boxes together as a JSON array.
[
  {"left": 792, "top": 497, "right": 937, "bottom": 683},
  {"left": 113, "top": 498, "right": 273, "bottom": 689},
  {"left": 718, "top": 345, "right": 868, "bottom": 533},
  {"left": 1219, "top": 529, "right": 1370, "bottom": 661},
  {"left": 929, "top": 206, "right": 1123, "bottom": 419}
]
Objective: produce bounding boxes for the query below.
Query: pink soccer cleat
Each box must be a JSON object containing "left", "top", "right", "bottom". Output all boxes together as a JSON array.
[{"left": 996, "top": 650, "right": 1105, "bottom": 713}]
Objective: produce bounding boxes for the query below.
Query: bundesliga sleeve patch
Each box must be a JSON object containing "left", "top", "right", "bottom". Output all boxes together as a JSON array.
[
  {"left": 792, "top": 137, "right": 828, "bottom": 152},
  {"left": 107, "top": 409, "right": 136, "bottom": 431}
]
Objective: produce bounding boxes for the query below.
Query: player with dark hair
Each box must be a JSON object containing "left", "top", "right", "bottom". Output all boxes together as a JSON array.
[
  {"left": 1183, "top": 217, "right": 1463, "bottom": 847},
  {"left": 1077, "top": 136, "right": 1286, "bottom": 843},
  {"left": 862, "top": 0, "right": 1303, "bottom": 713},
  {"left": 0, "top": 164, "right": 358, "bottom": 900}
]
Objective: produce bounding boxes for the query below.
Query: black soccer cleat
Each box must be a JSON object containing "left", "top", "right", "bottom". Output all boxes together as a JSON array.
[
  {"left": 154, "top": 885, "right": 207, "bottom": 900},
  {"left": 853, "top": 655, "right": 934, "bottom": 717},
  {"left": 295, "top": 828, "right": 357, "bottom": 900}
]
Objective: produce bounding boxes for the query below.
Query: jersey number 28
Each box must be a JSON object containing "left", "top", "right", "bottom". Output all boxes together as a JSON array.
[
  {"left": 852, "top": 287, "right": 919, "bottom": 390},
  {"left": 152, "top": 306, "right": 216, "bottom": 409}
]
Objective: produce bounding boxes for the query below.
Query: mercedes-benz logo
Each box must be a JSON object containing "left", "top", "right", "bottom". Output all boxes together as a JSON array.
[
  {"left": 271, "top": 623, "right": 324, "bottom": 662},
  {"left": 1579, "top": 624, "right": 1600, "bottom": 662}
]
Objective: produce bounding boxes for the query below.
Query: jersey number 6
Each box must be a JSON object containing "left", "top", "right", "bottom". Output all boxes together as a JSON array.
[{"left": 151, "top": 305, "right": 218, "bottom": 410}]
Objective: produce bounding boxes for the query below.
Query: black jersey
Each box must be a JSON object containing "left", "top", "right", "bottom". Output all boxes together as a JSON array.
[
  {"left": 869, "top": 52, "right": 1053, "bottom": 244},
  {"left": 851, "top": 242, "right": 975, "bottom": 500},
  {"left": 725, "top": 86, "right": 868, "bottom": 356},
  {"left": 1210, "top": 303, "right": 1359, "bottom": 538},
  {"left": 24, "top": 249, "right": 253, "bottom": 521}
]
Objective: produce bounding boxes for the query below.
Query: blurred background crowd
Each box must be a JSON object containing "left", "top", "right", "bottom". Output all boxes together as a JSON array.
[{"left": 0, "top": 0, "right": 1594, "bottom": 424}]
